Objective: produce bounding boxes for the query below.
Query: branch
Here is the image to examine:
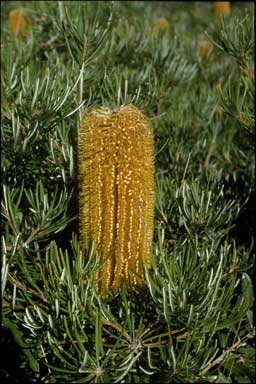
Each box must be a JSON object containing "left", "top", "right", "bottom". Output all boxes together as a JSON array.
[
  {"left": 2, "top": 207, "right": 18, "bottom": 237},
  {"left": 101, "top": 317, "right": 131, "bottom": 342},
  {"left": 9, "top": 277, "right": 49, "bottom": 306},
  {"left": 24, "top": 224, "right": 43, "bottom": 246},
  {"left": 198, "top": 328, "right": 256, "bottom": 379},
  {"left": 204, "top": 143, "right": 215, "bottom": 168},
  {"left": 40, "top": 33, "right": 60, "bottom": 49}
]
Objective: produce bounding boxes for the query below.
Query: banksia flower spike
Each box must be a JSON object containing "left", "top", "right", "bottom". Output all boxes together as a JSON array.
[
  {"left": 198, "top": 41, "right": 213, "bottom": 63},
  {"left": 79, "top": 104, "right": 154, "bottom": 295},
  {"left": 149, "top": 17, "right": 170, "bottom": 36},
  {"left": 9, "top": 9, "right": 30, "bottom": 36},
  {"left": 214, "top": 2, "right": 231, "bottom": 20}
]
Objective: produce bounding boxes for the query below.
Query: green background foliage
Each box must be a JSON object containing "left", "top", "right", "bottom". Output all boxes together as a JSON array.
[{"left": 1, "top": 1, "right": 255, "bottom": 383}]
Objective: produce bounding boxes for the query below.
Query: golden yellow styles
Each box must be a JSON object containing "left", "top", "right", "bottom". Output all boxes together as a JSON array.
[
  {"left": 79, "top": 104, "right": 154, "bottom": 295},
  {"left": 214, "top": 2, "right": 231, "bottom": 20}
]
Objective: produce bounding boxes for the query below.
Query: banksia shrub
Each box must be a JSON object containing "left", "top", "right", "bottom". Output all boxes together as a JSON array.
[
  {"left": 9, "top": 9, "right": 30, "bottom": 36},
  {"left": 79, "top": 104, "right": 154, "bottom": 295},
  {"left": 214, "top": 2, "right": 231, "bottom": 20}
]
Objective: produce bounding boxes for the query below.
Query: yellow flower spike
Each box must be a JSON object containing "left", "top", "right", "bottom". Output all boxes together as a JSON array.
[
  {"left": 198, "top": 41, "right": 214, "bottom": 62},
  {"left": 214, "top": 2, "right": 231, "bottom": 20},
  {"left": 9, "top": 9, "right": 30, "bottom": 37},
  {"left": 79, "top": 104, "right": 154, "bottom": 295},
  {"left": 149, "top": 17, "right": 170, "bottom": 36}
]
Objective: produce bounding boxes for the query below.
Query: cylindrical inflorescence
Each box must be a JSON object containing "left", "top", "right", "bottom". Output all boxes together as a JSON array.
[
  {"left": 79, "top": 104, "right": 154, "bottom": 294},
  {"left": 214, "top": 2, "right": 231, "bottom": 19}
]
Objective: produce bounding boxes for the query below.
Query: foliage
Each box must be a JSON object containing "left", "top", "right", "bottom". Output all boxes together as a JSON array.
[{"left": 1, "top": 1, "right": 255, "bottom": 383}]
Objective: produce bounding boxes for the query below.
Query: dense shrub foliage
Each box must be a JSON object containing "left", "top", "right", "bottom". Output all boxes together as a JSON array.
[{"left": 1, "top": 1, "right": 255, "bottom": 383}]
